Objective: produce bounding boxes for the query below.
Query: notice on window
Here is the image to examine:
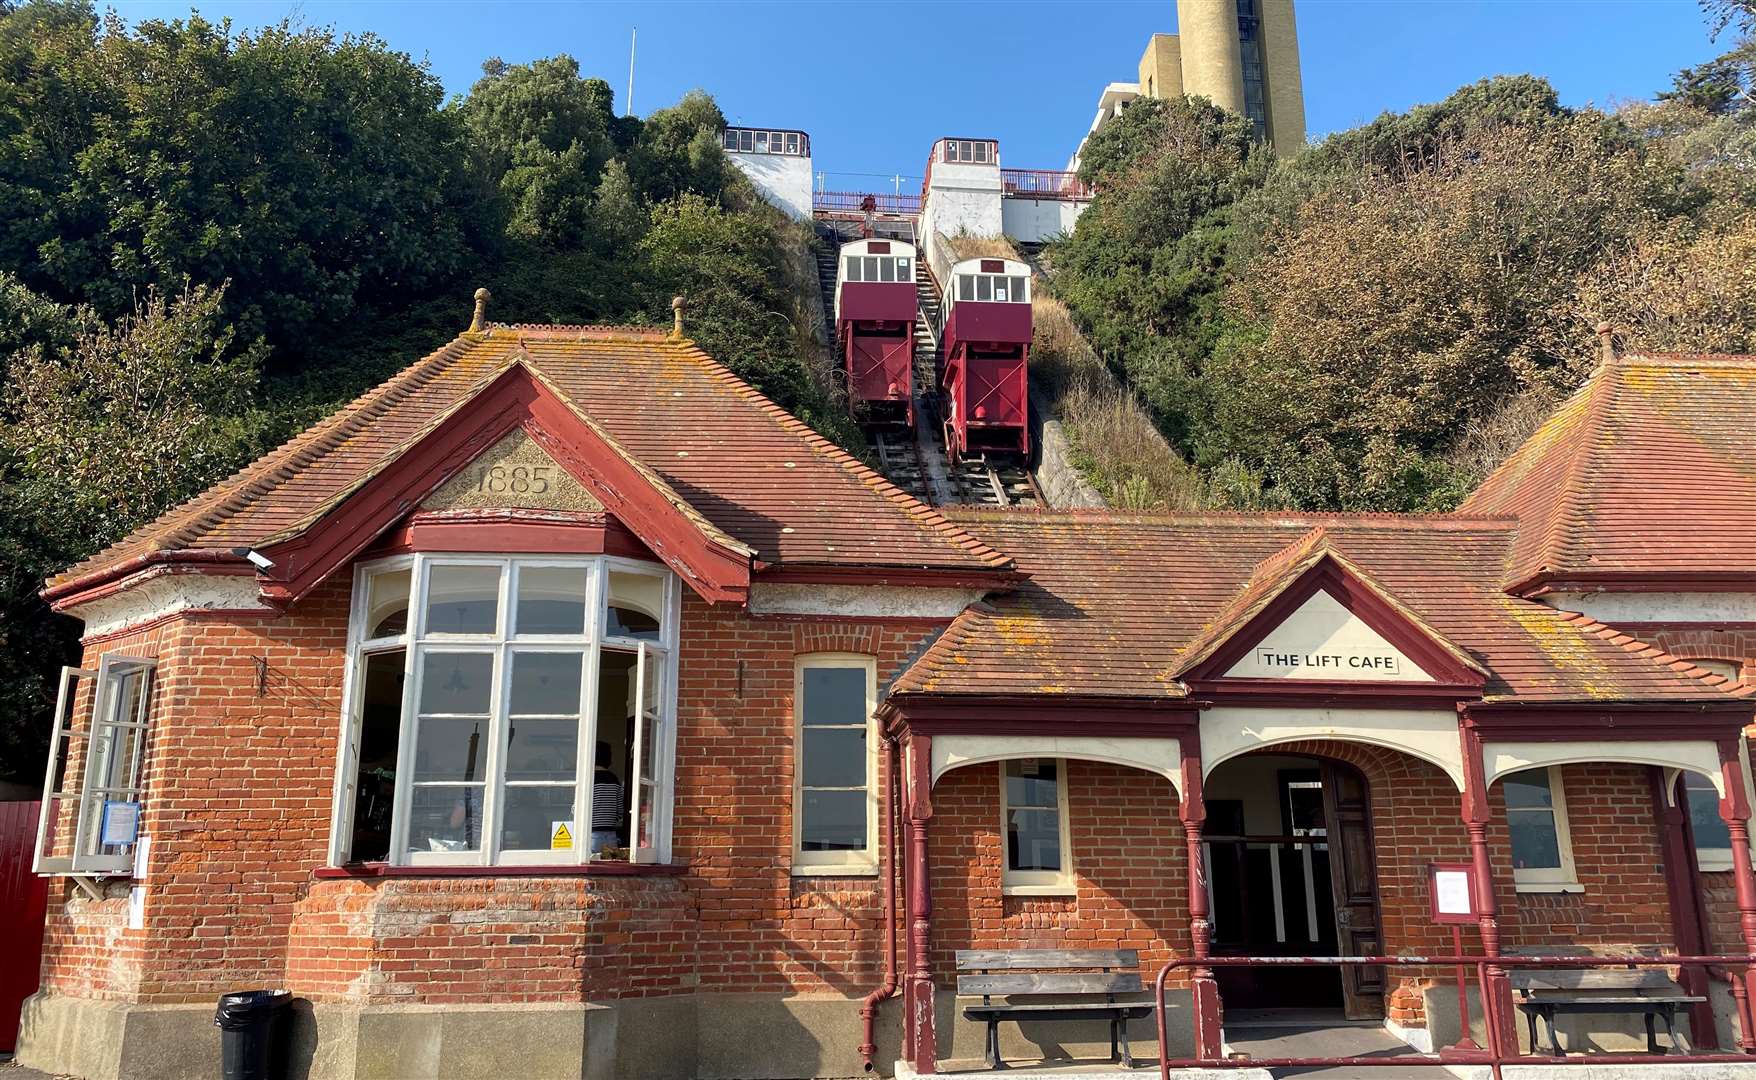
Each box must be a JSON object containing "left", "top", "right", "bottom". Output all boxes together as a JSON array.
[
  {"left": 1433, "top": 868, "right": 1473, "bottom": 918},
  {"left": 101, "top": 800, "right": 140, "bottom": 846},
  {"left": 550, "top": 822, "right": 574, "bottom": 851}
]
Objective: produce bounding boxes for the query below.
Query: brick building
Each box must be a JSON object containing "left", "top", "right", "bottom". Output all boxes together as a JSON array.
[{"left": 17, "top": 315, "right": 1756, "bottom": 1079}]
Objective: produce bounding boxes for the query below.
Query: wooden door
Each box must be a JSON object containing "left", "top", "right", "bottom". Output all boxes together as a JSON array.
[
  {"left": 1320, "top": 762, "right": 1385, "bottom": 1020},
  {"left": 0, "top": 800, "right": 49, "bottom": 1051}
]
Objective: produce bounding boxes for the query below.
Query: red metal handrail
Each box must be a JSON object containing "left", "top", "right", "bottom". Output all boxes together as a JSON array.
[
  {"left": 813, "top": 191, "right": 922, "bottom": 215},
  {"left": 1154, "top": 952, "right": 1756, "bottom": 1080},
  {"left": 1000, "top": 168, "right": 1092, "bottom": 200}
]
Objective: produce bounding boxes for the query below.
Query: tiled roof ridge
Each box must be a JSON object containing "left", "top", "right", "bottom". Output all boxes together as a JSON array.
[
  {"left": 941, "top": 506, "right": 1520, "bottom": 530},
  {"left": 670, "top": 340, "right": 1014, "bottom": 570},
  {"left": 1541, "top": 362, "right": 1625, "bottom": 584},
  {"left": 50, "top": 333, "right": 476, "bottom": 586},
  {"left": 483, "top": 322, "right": 670, "bottom": 342},
  {"left": 1549, "top": 608, "right": 1756, "bottom": 700},
  {"left": 1248, "top": 525, "right": 1331, "bottom": 578},
  {"left": 1613, "top": 351, "right": 1756, "bottom": 367}
]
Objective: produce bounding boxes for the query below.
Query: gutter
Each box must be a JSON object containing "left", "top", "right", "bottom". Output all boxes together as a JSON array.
[{"left": 859, "top": 733, "right": 901, "bottom": 1071}]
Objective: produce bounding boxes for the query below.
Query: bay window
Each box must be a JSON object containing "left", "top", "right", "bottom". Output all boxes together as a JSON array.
[
  {"left": 330, "top": 554, "right": 679, "bottom": 867},
  {"left": 793, "top": 654, "right": 877, "bottom": 873}
]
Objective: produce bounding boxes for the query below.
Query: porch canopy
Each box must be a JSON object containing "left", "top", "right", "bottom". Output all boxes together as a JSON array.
[{"left": 879, "top": 508, "right": 1756, "bottom": 1074}]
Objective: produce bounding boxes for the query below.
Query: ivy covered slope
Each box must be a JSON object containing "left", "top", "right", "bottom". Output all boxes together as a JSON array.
[
  {"left": 0, "top": 1, "right": 849, "bottom": 784},
  {"left": 1047, "top": 7, "right": 1756, "bottom": 513}
]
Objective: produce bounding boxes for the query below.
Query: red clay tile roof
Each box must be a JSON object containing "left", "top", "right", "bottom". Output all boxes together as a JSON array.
[
  {"left": 890, "top": 508, "right": 1743, "bottom": 704},
  {"left": 1459, "top": 353, "right": 1756, "bottom": 591},
  {"left": 50, "top": 325, "right": 1011, "bottom": 595}
]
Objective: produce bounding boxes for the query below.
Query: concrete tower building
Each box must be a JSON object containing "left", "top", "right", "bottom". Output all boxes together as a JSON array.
[{"left": 1070, "top": 0, "right": 1306, "bottom": 170}]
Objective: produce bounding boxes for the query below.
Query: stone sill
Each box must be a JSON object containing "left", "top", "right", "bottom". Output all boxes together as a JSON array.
[{"left": 313, "top": 861, "right": 687, "bottom": 880}]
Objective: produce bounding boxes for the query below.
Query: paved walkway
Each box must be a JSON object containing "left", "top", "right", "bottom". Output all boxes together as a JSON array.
[{"left": 1226, "top": 1021, "right": 1440, "bottom": 1078}]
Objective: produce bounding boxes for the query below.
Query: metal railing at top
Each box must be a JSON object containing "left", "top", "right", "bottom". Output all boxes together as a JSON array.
[
  {"left": 1000, "top": 168, "right": 1092, "bottom": 200},
  {"left": 813, "top": 191, "right": 922, "bottom": 216},
  {"left": 1154, "top": 952, "right": 1756, "bottom": 1080}
]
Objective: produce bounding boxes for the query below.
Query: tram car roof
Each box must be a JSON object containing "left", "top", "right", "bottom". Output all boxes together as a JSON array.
[
  {"left": 838, "top": 237, "right": 918, "bottom": 258},
  {"left": 947, "top": 255, "right": 1030, "bottom": 278}
]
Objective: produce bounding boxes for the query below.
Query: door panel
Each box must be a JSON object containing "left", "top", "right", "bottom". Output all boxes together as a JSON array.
[{"left": 1321, "top": 761, "right": 1385, "bottom": 1020}]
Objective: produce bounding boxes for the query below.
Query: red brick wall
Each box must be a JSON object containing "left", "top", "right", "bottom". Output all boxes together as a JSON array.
[{"left": 41, "top": 583, "right": 938, "bottom": 1006}]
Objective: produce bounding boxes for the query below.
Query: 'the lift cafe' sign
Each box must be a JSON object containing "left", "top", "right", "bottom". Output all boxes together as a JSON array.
[
  {"left": 1251, "top": 647, "right": 1401, "bottom": 677},
  {"left": 1222, "top": 591, "right": 1431, "bottom": 682}
]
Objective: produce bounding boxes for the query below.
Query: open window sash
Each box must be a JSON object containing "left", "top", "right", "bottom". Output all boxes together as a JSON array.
[
  {"left": 35, "top": 656, "right": 154, "bottom": 876},
  {"left": 628, "top": 642, "right": 665, "bottom": 864}
]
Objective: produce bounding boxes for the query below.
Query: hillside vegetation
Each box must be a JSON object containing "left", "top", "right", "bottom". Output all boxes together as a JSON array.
[
  {"left": 1047, "top": 2, "right": 1756, "bottom": 512},
  {"left": 0, "top": 1, "right": 849, "bottom": 782}
]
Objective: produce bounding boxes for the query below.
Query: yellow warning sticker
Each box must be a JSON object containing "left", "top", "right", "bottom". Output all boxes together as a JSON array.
[{"left": 550, "top": 822, "right": 573, "bottom": 850}]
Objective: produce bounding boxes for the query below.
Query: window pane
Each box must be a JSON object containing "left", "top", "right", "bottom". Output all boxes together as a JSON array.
[
  {"left": 607, "top": 570, "right": 663, "bottom": 641},
  {"left": 425, "top": 565, "right": 501, "bottom": 635},
  {"left": 1687, "top": 778, "right": 1733, "bottom": 853},
  {"left": 786, "top": 133, "right": 799, "bottom": 154},
  {"left": 1508, "top": 809, "right": 1562, "bottom": 869},
  {"left": 803, "top": 727, "right": 866, "bottom": 788},
  {"left": 878, "top": 257, "right": 895, "bottom": 283},
  {"left": 516, "top": 567, "right": 587, "bottom": 636},
  {"left": 801, "top": 789, "right": 866, "bottom": 850},
  {"left": 864, "top": 256, "right": 880, "bottom": 282},
  {"left": 349, "top": 649, "right": 404, "bottom": 863},
  {"left": 897, "top": 258, "right": 911, "bottom": 280},
  {"left": 500, "top": 785, "right": 575, "bottom": 851},
  {"left": 1012, "top": 276, "right": 1029, "bottom": 302},
  {"left": 976, "top": 276, "right": 992, "bottom": 302},
  {"left": 509, "top": 651, "right": 583, "bottom": 716},
  {"left": 412, "top": 717, "right": 489, "bottom": 782},
  {"left": 958, "top": 275, "right": 974, "bottom": 301},
  {"left": 1005, "top": 761, "right": 1058, "bottom": 809},
  {"left": 504, "top": 717, "right": 579, "bottom": 782},
  {"left": 1008, "top": 808, "right": 1062, "bottom": 872},
  {"left": 418, "top": 652, "right": 493, "bottom": 714},
  {"left": 802, "top": 667, "right": 867, "bottom": 726},
  {"left": 845, "top": 256, "right": 861, "bottom": 282},
  {"left": 407, "top": 786, "right": 482, "bottom": 853},
  {"left": 1502, "top": 771, "right": 1553, "bottom": 810},
  {"left": 367, "top": 568, "right": 411, "bottom": 638}
]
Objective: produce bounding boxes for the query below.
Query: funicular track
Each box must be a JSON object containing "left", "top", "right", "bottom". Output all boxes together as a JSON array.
[{"left": 815, "top": 219, "right": 1039, "bottom": 510}]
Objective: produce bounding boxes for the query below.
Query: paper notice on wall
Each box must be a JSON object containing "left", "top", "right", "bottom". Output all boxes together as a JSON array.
[
  {"left": 132, "top": 833, "right": 151, "bottom": 880},
  {"left": 1434, "top": 869, "right": 1473, "bottom": 917},
  {"left": 127, "top": 885, "right": 146, "bottom": 930},
  {"left": 550, "top": 822, "right": 574, "bottom": 850},
  {"left": 101, "top": 800, "right": 140, "bottom": 846}
]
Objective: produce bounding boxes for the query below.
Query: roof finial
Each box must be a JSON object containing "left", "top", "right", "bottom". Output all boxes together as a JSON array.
[
  {"left": 1595, "top": 321, "right": 1616, "bottom": 365},
  {"left": 670, "top": 295, "right": 686, "bottom": 340},
  {"left": 470, "top": 288, "right": 491, "bottom": 333}
]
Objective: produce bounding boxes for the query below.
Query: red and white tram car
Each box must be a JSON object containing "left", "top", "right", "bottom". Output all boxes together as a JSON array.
[
  {"left": 835, "top": 239, "right": 919, "bottom": 427},
  {"left": 939, "top": 257, "right": 1031, "bottom": 461}
]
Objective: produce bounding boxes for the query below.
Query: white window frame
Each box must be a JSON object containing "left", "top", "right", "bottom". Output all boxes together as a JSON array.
[
  {"left": 328, "top": 553, "right": 680, "bottom": 869},
  {"left": 1000, "top": 758, "right": 1075, "bottom": 896},
  {"left": 34, "top": 653, "right": 156, "bottom": 877},
  {"left": 1683, "top": 770, "right": 1734, "bottom": 873},
  {"left": 1507, "top": 766, "right": 1581, "bottom": 893},
  {"left": 792, "top": 653, "right": 879, "bottom": 875}
]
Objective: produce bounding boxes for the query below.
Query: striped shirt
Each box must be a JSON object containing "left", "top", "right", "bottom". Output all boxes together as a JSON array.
[{"left": 591, "top": 770, "right": 624, "bottom": 830}]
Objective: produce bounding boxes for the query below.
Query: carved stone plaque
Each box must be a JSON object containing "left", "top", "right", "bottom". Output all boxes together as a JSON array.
[{"left": 422, "top": 429, "right": 603, "bottom": 512}]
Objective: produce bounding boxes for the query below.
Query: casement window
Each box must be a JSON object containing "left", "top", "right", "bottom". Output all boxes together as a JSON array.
[
  {"left": 1683, "top": 770, "right": 1734, "bottom": 872},
  {"left": 792, "top": 654, "right": 878, "bottom": 874},
  {"left": 1504, "top": 766, "right": 1580, "bottom": 892},
  {"left": 1001, "top": 758, "right": 1073, "bottom": 895},
  {"left": 329, "top": 554, "right": 679, "bottom": 868},
  {"left": 34, "top": 654, "right": 156, "bottom": 876}
]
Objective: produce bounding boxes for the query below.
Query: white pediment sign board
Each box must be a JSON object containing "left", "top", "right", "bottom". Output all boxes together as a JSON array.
[{"left": 1222, "top": 589, "right": 1434, "bottom": 682}]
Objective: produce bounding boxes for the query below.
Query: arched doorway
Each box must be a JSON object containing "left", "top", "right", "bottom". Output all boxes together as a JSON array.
[{"left": 1202, "top": 751, "right": 1384, "bottom": 1021}]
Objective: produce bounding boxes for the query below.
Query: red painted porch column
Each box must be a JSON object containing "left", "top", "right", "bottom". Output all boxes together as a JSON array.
[
  {"left": 1716, "top": 739, "right": 1756, "bottom": 1053},
  {"left": 906, "top": 734, "right": 937, "bottom": 1074},
  {"left": 1460, "top": 729, "right": 1515, "bottom": 1054},
  {"left": 1180, "top": 733, "right": 1224, "bottom": 1059}
]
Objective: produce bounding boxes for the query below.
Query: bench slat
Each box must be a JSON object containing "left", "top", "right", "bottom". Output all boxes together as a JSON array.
[
  {"left": 957, "top": 972, "right": 1142, "bottom": 996},
  {"left": 1510, "top": 970, "right": 1677, "bottom": 992},
  {"left": 955, "top": 949, "right": 1138, "bottom": 971}
]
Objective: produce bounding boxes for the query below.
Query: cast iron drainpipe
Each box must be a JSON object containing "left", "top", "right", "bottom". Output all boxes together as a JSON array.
[{"left": 859, "top": 734, "right": 901, "bottom": 1071}]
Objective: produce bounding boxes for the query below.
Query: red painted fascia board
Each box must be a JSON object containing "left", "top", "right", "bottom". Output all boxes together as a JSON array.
[
  {"left": 880, "top": 692, "right": 1199, "bottom": 735},
  {"left": 1182, "top": 559, "right": 1487, "bottom": 690},
  {"left": 256, "top": 365, "right": 751, "bottom": 606},
  {"left": 365, "top": 515, "right": 654, "bottom": 561},
  {"left": 43, "top": 549, "right": 252, "bottom": 610},
  {"left": 1182, "top": 680, "right": 1480, "bottom": 711},
  {"left": 1462, "top": 701, "right": 1753, "bottom": 742}
]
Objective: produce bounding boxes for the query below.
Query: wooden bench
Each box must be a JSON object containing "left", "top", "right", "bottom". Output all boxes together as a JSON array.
[
  {"left": 956, "top": 949, "right": 1156, "bottom": 1070},
  {"left": 1510, "top": 966, "right": 1705, "bottom": 1056}
]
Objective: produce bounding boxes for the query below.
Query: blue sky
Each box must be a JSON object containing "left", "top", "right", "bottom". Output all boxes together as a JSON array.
[{"left": 108, "top": 1, "right": 1726, "bottom": 190}]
